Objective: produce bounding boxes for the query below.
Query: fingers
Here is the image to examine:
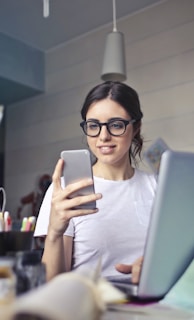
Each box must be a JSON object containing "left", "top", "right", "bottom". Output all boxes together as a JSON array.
[
  {"left": 65, "top": 207, "right": 99, "bottom": 221},
  {"left": 54, "top": 188, "right": 102, "bottom": 221},
  {"left": 52, "top": 158, "right": 101, "bottom": 211},
  {"left": 115, "top": 263, "right": 132, "bottom": 274},
  {"left": 52, "top": 159, "right": 64, "bottom": 192},
  {"left": 131, "top": 256, "right": 143, "bottom": 284},
  {"left": 64, "top": 193, "right": 102, "bottom": 212},
  {"left": 49, "top": 194, "right": 100, "bottom": 239},
  {"left": 131, "top": 265, "right": 141, "bottom": 284},
  {"left": 64, "top": 178, "right": 94, "bottom": 197},
  {"left": 52, "top": 159, "right": 96, "bottom": 200},
  {"left": 49, "top": 159, "right": 102, "bottom": 238},
  {"left": 49, "top": 160, "right": 102, "bottom": 237},
  {"left": 115, "top": 256, "right": 143, "bottom": 284},
  {"left": 115, "top": 263, "right": 140, "bottom": 284},
  {"left": 60, "top": 176, "right": 102, "bottom": 208}
]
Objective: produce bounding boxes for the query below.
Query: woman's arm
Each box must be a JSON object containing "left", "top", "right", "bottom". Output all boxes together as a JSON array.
[
  {"left": 40, "top": 158, "right": 101, "bottom": 281},
  {"left": 42, "top": 234, "right": 73, "bottom": 281}
]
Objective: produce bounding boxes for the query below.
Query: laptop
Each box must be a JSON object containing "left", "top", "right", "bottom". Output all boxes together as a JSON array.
[{"left": 107, "top": 150, "right": 194, "bottom": 302}]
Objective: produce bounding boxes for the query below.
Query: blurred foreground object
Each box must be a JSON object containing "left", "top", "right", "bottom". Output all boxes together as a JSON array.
[{"left": 0, "top": 270, "right": 125, "bottom": 320}]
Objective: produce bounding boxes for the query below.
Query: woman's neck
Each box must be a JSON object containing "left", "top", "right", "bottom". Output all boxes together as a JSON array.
[{"left": 93, "top": 161, "right": 134, "bottom": 181}]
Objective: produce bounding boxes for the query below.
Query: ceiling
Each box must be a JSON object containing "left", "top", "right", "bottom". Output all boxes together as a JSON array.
[
  {"left": 0, "top": 0, "right": 162, "bottom": 105},
  {"left": 0, "top": 0, "right": 162, "bottom": 51}
]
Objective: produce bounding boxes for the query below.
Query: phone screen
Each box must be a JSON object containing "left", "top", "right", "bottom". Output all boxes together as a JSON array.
[{"left": 60, "top": 149, "right": 96, "bottom": 209}]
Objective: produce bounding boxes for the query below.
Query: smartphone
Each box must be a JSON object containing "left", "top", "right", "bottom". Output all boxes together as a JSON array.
[{"left": 60, "top": 149, "right": 96, "bottom": 209}]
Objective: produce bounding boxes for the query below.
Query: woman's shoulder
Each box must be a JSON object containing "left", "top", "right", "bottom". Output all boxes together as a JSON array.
[
  {"left": 134, "top": 168, "right": 157, "bottom": 187},
  {"left": 135, "top": 168, "right": 156, "bottom": 178}
]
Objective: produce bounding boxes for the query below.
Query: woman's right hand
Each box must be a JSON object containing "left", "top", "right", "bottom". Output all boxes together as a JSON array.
[{"left": 47, "top": 159, "right": 102, "bottom": 240}]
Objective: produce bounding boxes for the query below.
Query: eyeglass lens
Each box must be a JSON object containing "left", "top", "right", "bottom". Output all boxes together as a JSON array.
[{"left": 84, "top": 120, "right": 129, "bottom": 136}]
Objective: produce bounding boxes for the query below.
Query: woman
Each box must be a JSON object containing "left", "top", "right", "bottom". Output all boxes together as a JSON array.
[{"left": 34, "top": 81, "right": 157, "bottom": 282}]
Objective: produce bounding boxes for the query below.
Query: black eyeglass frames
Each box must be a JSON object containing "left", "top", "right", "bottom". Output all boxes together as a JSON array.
[{"left": 80, "top": 118, "right": 136, "bottom": 137}]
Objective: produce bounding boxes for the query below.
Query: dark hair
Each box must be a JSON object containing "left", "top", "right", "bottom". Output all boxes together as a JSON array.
[{"left": 81, "top": 81, "right": 144, "bottom": 165}]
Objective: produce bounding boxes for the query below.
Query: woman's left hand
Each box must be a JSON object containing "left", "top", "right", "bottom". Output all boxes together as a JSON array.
[{"left": 115, "top": 256, "right": 143, "bottom": 284}]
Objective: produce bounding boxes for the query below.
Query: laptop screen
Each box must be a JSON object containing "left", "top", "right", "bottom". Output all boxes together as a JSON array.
[{"left": 138, "top": 150, "right": 194, "bottom": 300}]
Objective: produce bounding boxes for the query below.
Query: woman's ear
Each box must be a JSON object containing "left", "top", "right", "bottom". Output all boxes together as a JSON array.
[{"left": 132, "top": 121, "right": 141, "bottom": 139}]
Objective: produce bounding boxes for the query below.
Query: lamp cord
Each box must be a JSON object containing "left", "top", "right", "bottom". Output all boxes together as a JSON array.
[{"left": 112, "top": 0, "right": 117, "bottom": 32}]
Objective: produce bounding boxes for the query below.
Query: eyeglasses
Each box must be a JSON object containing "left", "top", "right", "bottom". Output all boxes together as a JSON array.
[{"left": 80, "top": 118, "right": 136, "bottom": 137}]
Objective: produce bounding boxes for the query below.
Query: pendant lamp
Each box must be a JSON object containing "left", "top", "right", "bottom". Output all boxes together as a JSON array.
[
  {"left": 101, "top": 0, "right": 127, "bottom": 82},
  {"left": 43, "top": 0, "right": 49, "bottom": 18}
]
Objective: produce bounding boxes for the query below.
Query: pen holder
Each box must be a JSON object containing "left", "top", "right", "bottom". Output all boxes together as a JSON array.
[{"left": 0, "top": 231, "right": 34, "bottom": 256}]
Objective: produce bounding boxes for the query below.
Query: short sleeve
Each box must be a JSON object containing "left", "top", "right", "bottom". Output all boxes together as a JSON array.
[
  {"left": 34, "top": 177, "right": 74, "bottom": 238},
  {"left": 64, "top": 219, "right": 74, "bottom": 237},
  {"left": 34, "top": 183, "right": 53, "bottom": 237}
]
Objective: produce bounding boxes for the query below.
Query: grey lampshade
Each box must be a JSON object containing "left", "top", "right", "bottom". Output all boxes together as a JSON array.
[
  {"left": 0, "top": 105, "right": 4, "bottom": 124},
  {"left": 101, "top": 31, "right": 127, "bottom": 82}
]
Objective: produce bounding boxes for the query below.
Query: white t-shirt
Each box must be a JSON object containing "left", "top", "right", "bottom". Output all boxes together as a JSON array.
[{"left": 35, "top": 169, "right": 157, "bottom": 278}]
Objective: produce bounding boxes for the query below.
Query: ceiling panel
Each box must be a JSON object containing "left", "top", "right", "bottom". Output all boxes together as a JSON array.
[
  {"left": 0, "top": 0, "right": 163, "bottom": 51},
  {"left": 0, "top": 0, "right": 162, "bottom": 104}
]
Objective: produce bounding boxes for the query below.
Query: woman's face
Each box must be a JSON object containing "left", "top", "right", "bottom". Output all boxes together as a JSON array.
[{"left": 86, "top": 98, "right": 134, "bottom": 166}]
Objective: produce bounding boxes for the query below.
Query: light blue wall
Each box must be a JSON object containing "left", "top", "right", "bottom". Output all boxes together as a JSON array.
[{"left": 0, "top": 33, "right": 45, "bottom": 105}]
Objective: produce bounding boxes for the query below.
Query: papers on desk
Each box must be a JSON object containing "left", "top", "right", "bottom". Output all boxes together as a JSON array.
[{"left": 0, "top": 269, "right": 125, "bottom": 320}]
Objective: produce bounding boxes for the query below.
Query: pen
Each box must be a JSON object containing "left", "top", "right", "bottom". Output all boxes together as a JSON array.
[
  {"left": 4, "top": 211, "right": 12, "bottom": 232},
  {"left": 25, "top": 219, "right": 32, "bottom": 232},
  {"left": 29, "top": 216, "right": 36, "bottom": 231},
  {"left": 21, "top": 216, "right": 36, "bottom": 232},
  {"left": 21, "top": 217, "right": 28, "bottom": 231},
  {"left": 0, "top": 212, "right": 4, "bottom": 231}
]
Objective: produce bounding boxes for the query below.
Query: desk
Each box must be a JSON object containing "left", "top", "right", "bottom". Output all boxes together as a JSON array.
[
  {"left": 102, "top": 308, "right": 194, "bottom": 320},
  {"left": 1, "top": 302, "right": 194, "bottom": 320},
  {"left": 102, "top": 311, "right": 194, "bottom": 320},
  {"left": 102, "top": 302, "right": 194, "bottom": 320}
]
